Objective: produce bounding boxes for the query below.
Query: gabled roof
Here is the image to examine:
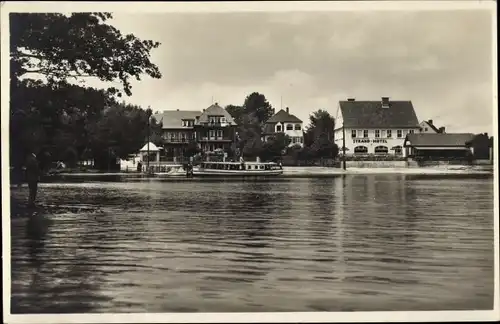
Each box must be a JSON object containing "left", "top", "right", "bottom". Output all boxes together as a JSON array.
[
  {"left": 266, "top": 109, "right": 303, "bottom": 123},
  {"left": 404, "top": 133, "right": 475, "bottom": 147},
  {"left": 420, "top": 120, "right": 440, "bottom": 133},
  {"left": 196, "top": 103, "right": 236, "bottom": 125},
  {"left": 153, "top": 110, "right": 201, "bottom": 129},
  {"left": 339, "top": 100, "right": 419, "bottom": 128}
]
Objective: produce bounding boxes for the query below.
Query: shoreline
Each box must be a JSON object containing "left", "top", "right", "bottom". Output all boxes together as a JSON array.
[{"left": 43, "top": 165, "right": 493, "bottom": 177}]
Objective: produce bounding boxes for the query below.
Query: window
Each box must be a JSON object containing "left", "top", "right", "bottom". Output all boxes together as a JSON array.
[
  {"left": 409, "top": 129, "right": 415, "bottom": 134},
  {"left": 351, "top": 130, "right": 357, "bottom": 138},
  {"left": 424, "top": 127, "right": 428, "bottom": 131},
  {"left": 363, "top": 130, "right": 368, "bottom": 138},
  {"left": 357, "top": 130, "right": 363, "bottom": 138},
  {"left": 397, "top": 130, "right": 403, "bottom": 138},
  {"left": 221, "top": 117, "right": 226, "bottom": 123},
  {"left": 217, "top": 130, "right": 223, "bottom": 138},
  {"left": 374, "top": 146, "right": 388, "bottom": 154},
  {"left": 286, "top": 124, "right": 293, "bottom": 130},
  {"left": 381, "top": 130, "right": 386, "bottom": 138},
  {"left": 209, "top": 130, "right": 215, "bottom": 138},
  {"left": 354, "top": 146, "right": 368, "bottom": 154},
  {"left": 375, "top": 130, "right": 380, "bottom": 138},
  {"left": 387, "top": 130, "right": 392, "bottom": 138},
  {"left": 394, "top": 146, "right": 402, "bottom": 155},
  {"left": 295, "top": 124, "right": 301, "bottom": 130},
  {"left": 300, "top": 137, "right": 304, "bottom": 143},
  {"left": 276, "top": 125, "right": 282, "bottom": 132}
]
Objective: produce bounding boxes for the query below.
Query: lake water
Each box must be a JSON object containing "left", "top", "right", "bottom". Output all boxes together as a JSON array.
[{"left": 10, "top": 174, "right": 495, "bottom": 313}]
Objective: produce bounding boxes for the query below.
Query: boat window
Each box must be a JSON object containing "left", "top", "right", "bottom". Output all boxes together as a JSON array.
[
  {"left": 260, "top": 165, "right": 264, "bottom": 169},
  {"left": 247, "top": 165, "right": 252, "bottom": 170}
]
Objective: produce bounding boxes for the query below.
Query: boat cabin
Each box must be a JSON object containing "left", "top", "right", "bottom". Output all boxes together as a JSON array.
[{"left": 199, "top": 161, "right": 281, "bottom": 171}]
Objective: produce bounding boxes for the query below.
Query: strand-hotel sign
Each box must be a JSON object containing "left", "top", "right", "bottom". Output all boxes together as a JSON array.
[{"left": 353, "top": 139, "right": 389, "bottom": 144}]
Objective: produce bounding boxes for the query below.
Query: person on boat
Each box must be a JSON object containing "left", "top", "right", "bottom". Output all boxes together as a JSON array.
[
  {"left": 239, "top": 155, "right": 245, "bottom": 170},
  {"left": 25, "top": 151, "right": 41, "bottom": 207}
]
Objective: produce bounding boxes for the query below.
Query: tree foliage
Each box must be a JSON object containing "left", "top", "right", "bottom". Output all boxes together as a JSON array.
[
  {"left": 9, "top": 13, "right": 163, "bottom": 170},
  {"left": 304, "top": 109, "right": 339, "bottom": 159},
  {"left": 242, "top": 92, "right": 275, "bottom": 125},
  {"left": 86, "top": 103, "right": 163, "bottom": 161},
  {"left": 225, "top": 104, "right": 244, "bottom": 126},
  {"left": 10, "top": 12, "right": 162, "bottom": 96},
  {"left": 226, "top": 93, "right": 276, "bottom": 159}
]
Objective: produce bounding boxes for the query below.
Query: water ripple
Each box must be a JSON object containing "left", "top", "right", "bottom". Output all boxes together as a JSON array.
[{"left": 10, "top": 175, "right": 494, "bottom": 313}]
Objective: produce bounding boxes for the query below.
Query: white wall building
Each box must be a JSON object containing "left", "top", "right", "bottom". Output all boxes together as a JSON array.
[
  {"left": 262, "top": 107, "right": 304, "bottom": 147},
  {"left": 334, "top": 97, "right": 420, "bottom": 156}
]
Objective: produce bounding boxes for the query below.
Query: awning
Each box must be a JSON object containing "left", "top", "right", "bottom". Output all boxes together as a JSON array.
[{"left": 139, "top": 142, "right": 159, "bottom": 152}]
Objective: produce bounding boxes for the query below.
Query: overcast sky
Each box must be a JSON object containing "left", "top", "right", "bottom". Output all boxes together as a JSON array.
[{"left": 106, "top": 9, "right": 494, "bottom": 134}]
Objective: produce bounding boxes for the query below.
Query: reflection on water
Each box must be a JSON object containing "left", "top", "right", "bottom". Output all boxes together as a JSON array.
[{"left": 10, "top": 175, "right": 494, "bottom": 313}]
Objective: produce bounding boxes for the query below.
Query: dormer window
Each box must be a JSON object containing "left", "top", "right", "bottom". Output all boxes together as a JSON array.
[
  {"left": 276, "top": 124, "right": 282, "bottom": 132},
  {"left": 294, "top": 124, "right": 301, "bottom": 130},
  {"left": 182, "top": 119, "right": 194, "bottom": 127}
]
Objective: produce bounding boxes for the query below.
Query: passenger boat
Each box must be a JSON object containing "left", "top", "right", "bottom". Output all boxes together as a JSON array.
[{"left": 193, "top": 161, "right": 283, "bottom": 177}]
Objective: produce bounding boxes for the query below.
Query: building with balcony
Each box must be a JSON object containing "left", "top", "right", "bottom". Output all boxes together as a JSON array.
[
  {"left": 262, "top": 107, "right": 304, "bottom": 147},
  {"left": 334, "top": 97, "right": 420, "bottom": 156},
  {"left": 194, "top": 103, "right": 237, "bottom": 153},
  {"left": 154, "top": 109, "right": 201, "bottom": 159}
]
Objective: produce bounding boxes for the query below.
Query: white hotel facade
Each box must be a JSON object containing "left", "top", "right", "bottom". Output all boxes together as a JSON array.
[{"left": 334, "top": 97, "right": 420, "bottom": 156}]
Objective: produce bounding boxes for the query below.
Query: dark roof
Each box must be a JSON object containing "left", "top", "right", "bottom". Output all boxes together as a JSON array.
[
  {"left": 196, "top": 103, "right": 236, "bottom": 125},
  {"left": 339, "top": 100, "right": 419, "bottom": 128},
  {"left": 404, "top": 133, "right": 475, "bottom": 147},
  {"left": 266, "top": 109, "right": 303, "bottom": 123},
  {"left": 154, "top": 110, "right": 201, "bottom": 129}
]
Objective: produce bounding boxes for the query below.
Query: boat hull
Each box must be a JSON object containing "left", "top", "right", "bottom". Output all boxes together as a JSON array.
[{"left": 193, "top": 169, "right": 283, "bottom": 177}]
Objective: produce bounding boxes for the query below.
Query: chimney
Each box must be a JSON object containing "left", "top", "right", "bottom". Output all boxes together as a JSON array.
[
  {"left": 381, "top": 97, "right": 390, "bottom": 108},
  {"left": 203, "top": 109, "right": 205, "bottom": 112},
  {"left": 215, "top": 102, "right": 218, "bottom": 106},
  {"left": 428, "top": 119, "right": 433, "bottom": 125},
  {"left": 347, "top": 98, "right": 355, "bottom": 101},
  {"left": 272, "top": 108, "right": 276, "bottom": 114},
  {"left": 286, "top": 107, "right": 289, "bottom": 113},
  {"left": 176, "top": 109, "right": 179, "bottom": 111},
  {"left": 438, "top": 127, "right": 445, "bottom": 133}
]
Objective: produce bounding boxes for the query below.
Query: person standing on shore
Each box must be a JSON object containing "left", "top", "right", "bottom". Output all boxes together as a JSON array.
[{"left": 25, "top": 152, "right": 41, "bottom": 207}]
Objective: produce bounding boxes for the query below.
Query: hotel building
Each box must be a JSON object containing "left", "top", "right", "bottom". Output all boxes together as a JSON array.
[
  {"left": 154, "top": 109, "right": 200, "bottom": 158},
  {"left": 334, "top": 97, "right": 420, "bottom": 156},
  {"left": 193, "top": 103, "right": 237, "bottom": 153}
]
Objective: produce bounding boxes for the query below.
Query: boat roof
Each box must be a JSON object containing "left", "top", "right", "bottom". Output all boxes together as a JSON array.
[{"left": 202, "top": 161, "right": 277, "bottom": 164}]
